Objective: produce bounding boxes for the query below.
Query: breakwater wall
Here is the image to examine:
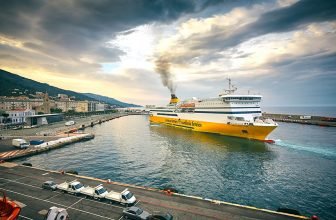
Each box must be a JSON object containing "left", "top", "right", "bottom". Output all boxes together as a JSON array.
[
  {"left": 59, "top": 114, "right": 126, "bottom": 135},
  {"left": 263, "top": 113, "right": 336, "bottom": 127},
  {"left": 0, "top": 133, "right": 94, "bottom": 161}
]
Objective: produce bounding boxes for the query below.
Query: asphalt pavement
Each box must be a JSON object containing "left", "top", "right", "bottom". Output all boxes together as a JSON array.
[{"left": 0, "top": 163, "right": 309, "bottom": 220}]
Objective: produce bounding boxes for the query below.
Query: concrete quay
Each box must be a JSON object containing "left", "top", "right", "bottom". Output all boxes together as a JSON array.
[
  {"left": 0, "top": 113, "right": 127, "bottom": 137},
  {"left": 262, "top": 113, "right": 336, "bottom": 127},
  {"left": 0, "top": 162, "right": 309, "bottom": 220},
  {"left": 0, "top": 113, "right": 129, "bottom": 161},
  {"left": 0, "top": 133, "right": 94, "bottom": 161}
]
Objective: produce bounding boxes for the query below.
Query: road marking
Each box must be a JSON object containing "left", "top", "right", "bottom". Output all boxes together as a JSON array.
[
  {"left": 15, "top": 176, "right": 28, "bottom": 181},
  {"left": 19, "top": 215, "right": 34, "bottom": 220},
  {"left": 38, "top": 209, "right": 49, "bottom": 215},
  {"left": 0, "top": 187, "right": 116, "bottom": 220},
  {"left": 0, "top": 176, "right": 26, "bottom": 187},
  {"left": 13, "top": 200, "right": 26, "bottom": 208},
  {"left": 134, "top": 200, "right": 140, "bottom": 206},
  {"left": 42, "top": 172, "right": 49, "bottom": 175},
  {"left": 45, "top": 192, "right": 63, "bottom": 201},
  {"left": 118, "top": 216, "right": 124, "bottom": 220},
  {"left": 66, "top": 197, "right": 84, "bottom": 209},
  {"left": 0, "top": 176, "right": 124, "bottom": 209},
  {"left": 0, "top": 177, "right": 40, "bottom": 189}
]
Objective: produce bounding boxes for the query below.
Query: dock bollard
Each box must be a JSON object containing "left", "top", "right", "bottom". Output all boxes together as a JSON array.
[{"left": 164, "top": 189, "right": 173, "bottom": 196}]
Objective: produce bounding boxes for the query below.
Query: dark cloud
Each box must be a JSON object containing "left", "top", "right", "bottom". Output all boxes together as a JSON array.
[
  {"left": 239, "top": 52, "right": 336, "bottom": 105},
  {"left": 191, "top": 0, "right": 336, "bottom": 52},
  {"left": 0, "top": 0, "right": 229, "bottom": 73},
  {"left": 0, "top": 0, "right": 43, "bottom": 37}
]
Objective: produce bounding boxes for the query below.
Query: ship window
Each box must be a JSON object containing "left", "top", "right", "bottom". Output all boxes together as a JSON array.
[{"left": 242, "top": 130, "right": 248, "bottom": 134}]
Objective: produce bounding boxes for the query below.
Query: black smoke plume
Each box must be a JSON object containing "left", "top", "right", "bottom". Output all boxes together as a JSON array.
[{"left": 155, "top": 55, "right": 176, "bottom": 93}]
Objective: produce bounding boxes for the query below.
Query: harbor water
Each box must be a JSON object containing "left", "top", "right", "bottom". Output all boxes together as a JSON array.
[{"left": 16, "top": 115, "right": 336, "bottom": 219}]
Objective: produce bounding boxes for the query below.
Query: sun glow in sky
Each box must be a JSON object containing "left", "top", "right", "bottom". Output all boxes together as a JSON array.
[{"left": 0, "top": 0, "right": 335, "bottom": 106}]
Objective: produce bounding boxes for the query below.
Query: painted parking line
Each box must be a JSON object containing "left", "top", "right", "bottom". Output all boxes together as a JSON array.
[
  {"left": 0, "top": 177, "right": 41, "bottom": 189},
  {"left": 0, "top": 187, "right": 115, "bottom": 220},
  {"left": 134, "top": 200, "right": 140, "bottom": 206},
  {"left": 0, "top": 176, "right": 124, "bottom": 209},
  {"left": 19, "top": 215, "right": 34, "bottom": 220},
  {"left": 66, "top": 197, "right": 84, "bottom": 209},
  {"left": 45, "top": 192, "right": 63, "bottom": 201},
  {"left": 0, "top": 176, "right": 27, "bottom": 187}
]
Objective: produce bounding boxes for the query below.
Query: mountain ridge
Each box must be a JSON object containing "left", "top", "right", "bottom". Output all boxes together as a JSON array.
[{"left": 0, "top": 69, "right": 140, "bottom": 107}]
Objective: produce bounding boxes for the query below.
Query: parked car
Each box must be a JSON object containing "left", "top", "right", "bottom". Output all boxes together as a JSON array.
[
  {"left": 65, "top": 121, "right": 75, "bottom": 126},
  {"left": 149, "top": 213, "right": 173, "bottom": 220},
  {"left": 30, "top": 140, "right": 44, "bottom": 145},
  {"left": 42, "top": 181, "right": 57, "bottom": 191},
  {"left": 123, "top": 206, "right": 151, "bottom": 220}
]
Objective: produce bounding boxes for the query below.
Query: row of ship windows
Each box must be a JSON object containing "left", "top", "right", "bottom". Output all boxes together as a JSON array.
[
  {"left": 198, "top": 102, "right": 258, "bottom": 105},
  {"left": 224, "top": 97, "right": 261, "bottom": 101}
]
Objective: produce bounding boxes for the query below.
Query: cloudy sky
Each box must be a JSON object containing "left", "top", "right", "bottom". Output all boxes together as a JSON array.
[{"left": 1, "top": 0, "right": 335, "bottom": 106}]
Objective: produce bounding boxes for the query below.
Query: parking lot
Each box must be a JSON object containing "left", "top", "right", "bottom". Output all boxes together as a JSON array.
[{"left": 0, "top": 163, "right": 308, "bottom": 220}]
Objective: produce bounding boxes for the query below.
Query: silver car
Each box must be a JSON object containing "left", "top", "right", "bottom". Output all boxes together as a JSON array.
[
  {"left": 42, "top": 181, "right": 57, "bottom": 190},
  {"left": 123, "top": 206, "right": 151, "bottom": 220}
]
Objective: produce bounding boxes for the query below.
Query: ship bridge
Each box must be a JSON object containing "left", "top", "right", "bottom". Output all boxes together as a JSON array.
[{"left": 221, "top": 95, "right": 262, "bottom": 103}]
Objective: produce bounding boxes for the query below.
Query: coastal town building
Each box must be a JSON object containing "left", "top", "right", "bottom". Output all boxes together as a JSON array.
[
  {"left": 57, "top": 94, "right": 69, "bottom": 100},
  {"left": 88, "top": 101, "right": 98, "bottom": 112},
  {"left": 75, "top": 101, "right": 89, "bottom": 112},
  {"left": 96, "top": 103, "right": 108, "bottom": 111},
  {"left": 6, "top": 109, "right": 36, "bottom": 124},
  {"left": 34, "top": 93, "right": 51, "bottom": 114},
  {"left": 1, "top": 92, "right": 113, "bottom": 115}
]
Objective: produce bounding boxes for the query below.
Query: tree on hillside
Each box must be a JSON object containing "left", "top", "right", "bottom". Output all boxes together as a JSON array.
[
  {"left": 1, "top": 113, "right": 10, "bottom": 124},
  {"left": 51, "top": 108, "right": 63, "bottom": 113}
]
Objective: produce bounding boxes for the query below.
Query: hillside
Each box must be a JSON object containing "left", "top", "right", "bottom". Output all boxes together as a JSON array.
[
  {"left": 0, "top": 69, "right": 140, "bottom": 107},
  {"left": 83, "top": 93, "right": 140, "bottom": 107}
]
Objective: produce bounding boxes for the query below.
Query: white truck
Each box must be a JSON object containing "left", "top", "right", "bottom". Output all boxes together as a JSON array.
[
  {"left": 57, "top": 180, "right": 84, "bottom": 195},
  {"left": 12, "top": 139, "right": 29, "bottom": 149},
  {"left": 80, "top": 185, "right": 136, "bottom": 205},
  {"left": 80, "top": 184, "right": 108, "bottom": 200},
  {"left": 104, "top": 188, "right": 136, "bottom": 205}
]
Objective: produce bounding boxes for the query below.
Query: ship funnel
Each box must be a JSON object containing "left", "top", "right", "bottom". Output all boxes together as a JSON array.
[{"left": 170, "top": 94, "right": 179, "bottom": 104}]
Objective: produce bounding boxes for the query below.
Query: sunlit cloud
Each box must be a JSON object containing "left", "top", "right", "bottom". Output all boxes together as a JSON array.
[{"left": 0, "top": 0, "right": 335, "bottom": 106}]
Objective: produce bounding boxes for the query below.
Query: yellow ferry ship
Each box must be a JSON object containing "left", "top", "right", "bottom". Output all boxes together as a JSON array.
[{"left": 149, "top": 79, "right": 278, "bottom": 141}]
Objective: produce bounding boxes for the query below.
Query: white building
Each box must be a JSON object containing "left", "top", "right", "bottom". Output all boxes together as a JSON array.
[
  {"left": 6, "top": 109, "right": 36, "bottom": 124},
  {"left": 96, "top": 103, "right": 107, "bottom": 111}
]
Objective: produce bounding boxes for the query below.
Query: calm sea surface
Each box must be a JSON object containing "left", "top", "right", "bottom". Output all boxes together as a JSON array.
[{"left": 16, "top": 115, "right": 336, "bottom": 219}]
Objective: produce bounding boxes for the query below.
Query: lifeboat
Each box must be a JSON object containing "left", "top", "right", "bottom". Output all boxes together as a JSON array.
[{"left": 0, "top": 191, "right": 21, "bottom": 220}]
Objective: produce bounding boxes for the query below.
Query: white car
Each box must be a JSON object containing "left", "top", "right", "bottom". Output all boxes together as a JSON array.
[{"left": 65, "top": 121, "right": 75, "bottom": 126}]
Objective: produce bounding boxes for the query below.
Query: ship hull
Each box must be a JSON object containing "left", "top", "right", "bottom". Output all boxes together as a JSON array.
[{"left": 149, "top": 115, "right": 277, "bottom": 141}]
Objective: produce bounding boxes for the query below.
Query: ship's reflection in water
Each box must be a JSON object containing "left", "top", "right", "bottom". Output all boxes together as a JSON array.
[
  {"left": 150, "top": 122, "right": 271, "bottom": 153},
  {"left": 149, "top": 123, "right": 277, "bottom": 203}
]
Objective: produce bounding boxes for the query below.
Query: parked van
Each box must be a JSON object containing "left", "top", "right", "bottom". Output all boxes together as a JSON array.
[{"left": 12, "top": 139, "right": 30, "bottom": 149}]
